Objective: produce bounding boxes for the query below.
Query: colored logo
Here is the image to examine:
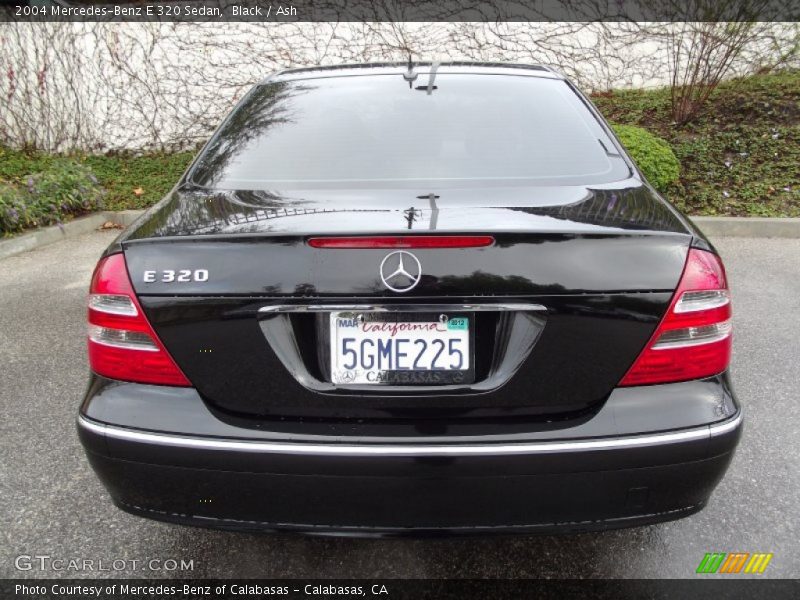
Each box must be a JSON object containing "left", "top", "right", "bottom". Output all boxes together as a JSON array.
[
  {"left": 447, "top": 317, "right": 469, "bottom": 331},
  {"left": 696, "top": 553, "right": 773, "bottom": 574}
]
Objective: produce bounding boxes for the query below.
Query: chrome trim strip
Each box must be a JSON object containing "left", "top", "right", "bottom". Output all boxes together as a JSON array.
[
  {"left": 709, "top": 412, "right": 744, "bottom": 437},
  {"left": 259, "top": 303, "right": 547, "bottom": 314},
  {"left": 78, "top": 412, "right": 742, "bottom": 457}
]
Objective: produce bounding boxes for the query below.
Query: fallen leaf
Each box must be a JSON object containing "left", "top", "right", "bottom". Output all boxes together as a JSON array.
[
  {"left": 133, "top": 187, "right": 144, "bottom": 196},
  {"left": 100, "top": 221, "right": 124, "bottom": 230}
]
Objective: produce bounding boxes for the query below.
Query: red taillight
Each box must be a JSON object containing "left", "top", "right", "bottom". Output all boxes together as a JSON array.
[
  {"left": 620, "top": 248, "right": 732, "bottom": 386},
  {"left": 308, "top": 235, "right": 495, "bottom": 249},
  {"left": 87, "top": 254, "right": 190, "bottom": 386}
]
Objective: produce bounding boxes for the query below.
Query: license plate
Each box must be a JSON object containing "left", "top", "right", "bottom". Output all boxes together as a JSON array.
[{"left": 330, "top": 312, "right": 472, "bottom": 385}]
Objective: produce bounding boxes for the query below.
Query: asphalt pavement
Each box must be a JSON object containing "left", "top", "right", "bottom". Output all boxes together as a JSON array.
[{"left": 1, "top": 230, "right": 798, "bottom": 579}]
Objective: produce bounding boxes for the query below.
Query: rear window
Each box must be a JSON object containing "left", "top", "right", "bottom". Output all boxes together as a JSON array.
[{"left": 190, "top": 73, "right": 630, "bottom": 189}]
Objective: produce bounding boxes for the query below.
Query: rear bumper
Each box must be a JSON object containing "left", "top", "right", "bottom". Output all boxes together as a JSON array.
[
  {"left": 77, "top": 375, "right": 743, "bottom": 536},
  {"left": 79, "top": 415, "right": 741, "bottom": 535}
]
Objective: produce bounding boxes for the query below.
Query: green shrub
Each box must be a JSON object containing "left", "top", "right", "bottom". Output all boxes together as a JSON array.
[
  {"left": 0, "top": 160, "right": 105, "bottom": 234},
  {"left": 611, "top": 124, "right": 680, "bottom": 193}
]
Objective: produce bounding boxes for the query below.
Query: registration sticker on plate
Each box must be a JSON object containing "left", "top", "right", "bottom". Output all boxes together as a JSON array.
[{"left": 330, "top": 312, "right": 472, "bottom": 385}]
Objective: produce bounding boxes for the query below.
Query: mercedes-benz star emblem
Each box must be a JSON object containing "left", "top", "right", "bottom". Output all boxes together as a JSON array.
[{"left": 379, "top": 251, "right": 422, "bottom": 293}]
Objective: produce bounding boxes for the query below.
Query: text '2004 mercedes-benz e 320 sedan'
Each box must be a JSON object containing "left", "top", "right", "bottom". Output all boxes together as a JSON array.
[{"left": 78, "top": 62, "right": 742, "bottom": 535}]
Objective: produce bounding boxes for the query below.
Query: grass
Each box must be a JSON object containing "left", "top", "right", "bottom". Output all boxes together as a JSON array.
[
  {"left": 0, "top": 148, "right": 195, "bottom": 211},
  {"left": 0, "top": 70, "right": 798, "bottom": 218},
  {"left": 592, "top": 69, "right": 800, "bottom": 217}
]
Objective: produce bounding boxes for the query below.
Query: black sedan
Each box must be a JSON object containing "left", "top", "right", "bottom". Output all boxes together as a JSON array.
[{"left": 78, "top": 62, "right": 741, "bottom": 535}]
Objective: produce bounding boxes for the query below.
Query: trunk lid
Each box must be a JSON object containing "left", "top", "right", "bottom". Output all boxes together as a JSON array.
[{"left": 119, "top": 182, "right": 692, "bottom": 420}]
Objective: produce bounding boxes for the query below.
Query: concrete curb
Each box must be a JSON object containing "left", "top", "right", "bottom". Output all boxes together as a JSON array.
[
  {"left": 0, "top": 210, "right": 143, "bottom": 261},
  {"left": 691, "top": 216, "right": 800, "bottom": 239},
  {"left": 1, "top": 211, "right": 798, "bottom": 261}
]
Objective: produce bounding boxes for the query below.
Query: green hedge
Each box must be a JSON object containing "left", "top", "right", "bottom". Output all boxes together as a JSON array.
[
  {"left": 0, "top": 160, "right": 105, "bottom": 234},
  {"left": 611, "top": 124, "right": 681, "bottom": 193}
]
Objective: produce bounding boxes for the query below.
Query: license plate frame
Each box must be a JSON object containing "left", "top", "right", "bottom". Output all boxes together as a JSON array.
[{"left": 328, "top": 311, "right": 476, "bottom": 386}]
